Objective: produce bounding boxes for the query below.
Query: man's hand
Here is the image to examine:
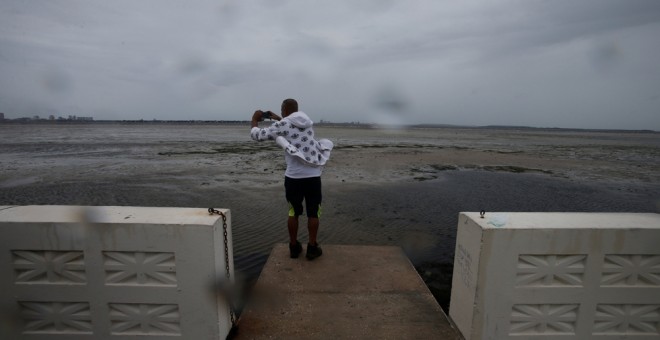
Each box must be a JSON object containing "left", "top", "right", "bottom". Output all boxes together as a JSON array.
[
  {"left": 252, "top": 110, "right": 264, "bottom": 121},
  {"left": 252, "top": 110, "right": 282, "bottom": 128},
  {"left": 251, "top": 110, "right": 264, "bottom": 128},
  {"left": 261, "top": 111, "right": 282, "bottom": 121},
  {"left": 268, "top": 112, "right": 282, "bottom": 121}
]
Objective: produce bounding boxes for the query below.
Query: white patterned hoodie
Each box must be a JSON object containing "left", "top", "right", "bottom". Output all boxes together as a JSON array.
[{"left": 250, "top": 111, "right": 333, "bottom": 178}]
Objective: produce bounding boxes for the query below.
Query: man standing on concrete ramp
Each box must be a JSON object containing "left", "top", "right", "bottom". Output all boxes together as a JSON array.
[{"left": 250, "top": 98, "right": 333, "bottom": 260}]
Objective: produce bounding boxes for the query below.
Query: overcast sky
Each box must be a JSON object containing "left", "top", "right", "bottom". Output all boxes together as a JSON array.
[{"left": 1, "top": 1, "right": 659, "bottom": 129}]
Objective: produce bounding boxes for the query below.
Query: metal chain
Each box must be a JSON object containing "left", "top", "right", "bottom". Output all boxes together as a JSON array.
[{"left": 208, "top": 208, "right": 237, "bottom": 328}]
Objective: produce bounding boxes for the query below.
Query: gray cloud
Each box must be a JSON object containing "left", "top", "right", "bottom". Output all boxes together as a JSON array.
[{"left": 0, "top": 0, "right": 659, "bottom": 129}]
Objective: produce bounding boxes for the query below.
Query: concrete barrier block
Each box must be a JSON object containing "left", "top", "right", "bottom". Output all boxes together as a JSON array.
[
  {"left": 449, "top": 212, "right": 660, "bottom": 340},
  {"left": 0, "top": 205, "right": 234, "bottom": 339}
]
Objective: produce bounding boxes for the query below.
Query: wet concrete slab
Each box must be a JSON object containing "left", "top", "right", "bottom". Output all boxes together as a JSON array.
[{"left": 235, "top": 244, "right": 462, "bottom": 339}]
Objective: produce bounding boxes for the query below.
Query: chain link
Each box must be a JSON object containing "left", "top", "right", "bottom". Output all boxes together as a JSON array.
[{"left": 208, "top": 208, "right": 237, "bottom": 328}]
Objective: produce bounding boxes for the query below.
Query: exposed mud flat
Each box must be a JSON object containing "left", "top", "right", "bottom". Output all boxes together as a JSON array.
[{"left": 1, "top": 123, "right": 659, "bottom": 310}]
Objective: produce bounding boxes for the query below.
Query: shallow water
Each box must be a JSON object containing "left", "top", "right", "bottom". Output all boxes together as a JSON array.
[{"left": 1, "top": 123, "right": 659, "bottom": 310}]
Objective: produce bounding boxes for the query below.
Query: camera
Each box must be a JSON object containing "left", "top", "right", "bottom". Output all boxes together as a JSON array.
[{"left": 262, "top": 111, "right": 272, "bottom": 120}]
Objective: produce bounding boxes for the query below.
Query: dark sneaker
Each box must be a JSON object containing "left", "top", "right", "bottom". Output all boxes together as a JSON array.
[
  {"left": 306, "top": 243, "right": 323, "bottom": 260},
  {"left": 289, "top": 241, "right": 302, "bottom": 258}
]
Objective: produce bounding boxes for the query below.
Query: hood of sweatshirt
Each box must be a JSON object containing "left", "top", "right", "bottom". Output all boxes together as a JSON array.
[
  {"left": 270, "top": 110, "right": 332, "bottom": 166},
  {"left": 285, "top": 111, "right": 313, "bottom": 128}
]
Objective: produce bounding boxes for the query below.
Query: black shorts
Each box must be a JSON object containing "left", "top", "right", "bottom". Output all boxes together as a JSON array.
[{"left": 285, "top": 176, "right": 322, "bottom": 218}]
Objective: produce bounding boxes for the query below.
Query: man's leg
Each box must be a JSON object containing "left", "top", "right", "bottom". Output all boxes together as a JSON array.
[
  {"left": 304, "top": 177, "right": 323, "bottom": 260},
  {"left": 288, "top": 216, "right": 299, "bottom": 245},
  {"left": 308, "top": 217, "right": 319, "bottom": 245},
  {"left": 304, "top": 177, "right": 322, "bottom": 246},
  {"left": 285, "top": 176, "right": 305, "bottom": 258},
  {"left": 288, "top": 215, "right": 303, "bottom": 258},
  {"left": 305, "top": 215, "right": 322, "bottom": 260}
]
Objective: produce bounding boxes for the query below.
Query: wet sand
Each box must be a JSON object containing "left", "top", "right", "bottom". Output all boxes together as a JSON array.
[{"left": 1, "top": 123, "right": 659, "bottom": 310}]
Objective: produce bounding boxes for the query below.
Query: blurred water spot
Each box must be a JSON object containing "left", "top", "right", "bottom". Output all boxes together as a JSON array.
[
  {"left": 178, "top": 56, "right": 209, "bottom": 76},
  {"left": 78, "top": 206, "right": 104, "bottom": 224},
  {"left": 42, "top": 69, "right": 73, "bottom": 94},
  {"left": 401, "top": 231, "right": 438, "bottom": 263},
  {"left": 370, "top": 85, "right": 409, "bottom": 128},
  {"left": 374, "top": 86, "right": 407, "bottom": 113},
  {"left": 588, "top": 41, "right": 622, "bottom": 73}
]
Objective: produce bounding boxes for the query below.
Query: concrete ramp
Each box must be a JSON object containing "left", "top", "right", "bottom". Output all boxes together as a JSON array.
[{"left": 235, "top": 244, "right": 461, "bottom": 339}]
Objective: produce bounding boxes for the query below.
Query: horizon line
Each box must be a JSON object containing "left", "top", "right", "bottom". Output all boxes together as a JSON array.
[{"left": 1, "top": 118, "right": 657, "bottom": 133}]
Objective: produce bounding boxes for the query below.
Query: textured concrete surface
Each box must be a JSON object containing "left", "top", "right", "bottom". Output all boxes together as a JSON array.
[
  {"left": 235, "top": 244, "right": 461, "bottom": 339},
  {"left": 0, "top": 205, "right": 234, "bottom": 339},
  {"left": 450, "top": 212, "right": 660, "bottom": 340}
]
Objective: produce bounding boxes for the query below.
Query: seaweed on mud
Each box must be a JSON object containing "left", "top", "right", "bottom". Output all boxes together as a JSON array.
[
  {"left": 414, "top": 176, "right": 438, "bottom": 181},
  {"left": 484, "top": 149, "right": 524, "bottom": 154},
  {"left": 430, "top": 164, "right": 458, "bottom": 171},
  {"left": 410, "top": 167, "right": 434, "bottom": 174},
  {"left": 411, "top": 165, "right": 457, "bottom": 180},
  {"left": 481, "top": 165, "right": 553, "bottom": 174},
  {"left": 334, "top": 143, "right": 450, "bottom": 150},
  {"left": 158, "top": 150, "right": 218, "bottom": 156},
  {"left": 411, "top": 164, "right": 552, "bottom": 178}
]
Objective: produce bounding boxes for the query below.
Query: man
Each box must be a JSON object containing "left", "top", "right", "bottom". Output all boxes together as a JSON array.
[{"left": 250, "top": 99, "right": 333, "bottom": 260}]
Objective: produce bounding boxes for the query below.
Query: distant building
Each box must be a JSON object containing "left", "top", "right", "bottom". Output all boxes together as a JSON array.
[
  {"left": 0, "top": 112, "right": 4, "bottom": 121},
  {"left": 76, "top": 116, "right": 93, "bottom": 121},
  {"left": 49, "top": 115, "right": 55, "bottom": 121}
]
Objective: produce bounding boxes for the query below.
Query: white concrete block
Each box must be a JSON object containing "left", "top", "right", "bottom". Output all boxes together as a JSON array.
[
  {"left": 0, "top": 205, "right": 234, "bottom": 339},
  {"left": 449, "top": 212, "right": 660, "bottom": 340}
]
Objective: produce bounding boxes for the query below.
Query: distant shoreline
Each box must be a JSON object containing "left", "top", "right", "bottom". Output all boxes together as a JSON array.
[{"left": 0, "top": 119, "right": 657, "bottom": 134}]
